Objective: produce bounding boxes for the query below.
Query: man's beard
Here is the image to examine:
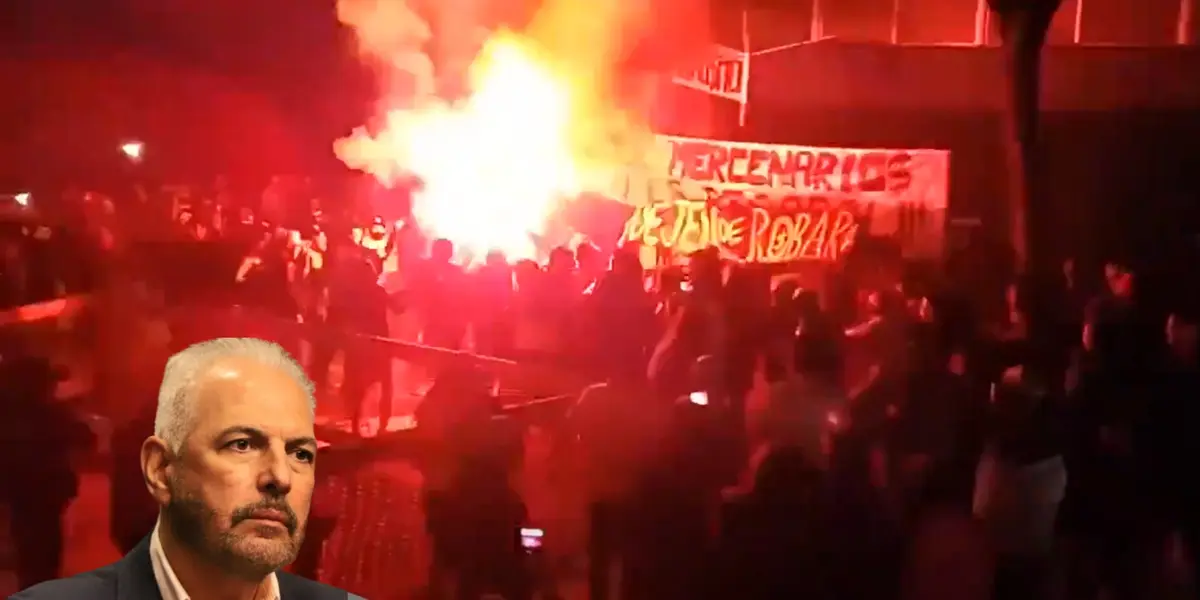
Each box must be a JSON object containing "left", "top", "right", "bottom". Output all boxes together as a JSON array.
[{"left": 164, "top": 475, "right": 306, "bottom": 580}]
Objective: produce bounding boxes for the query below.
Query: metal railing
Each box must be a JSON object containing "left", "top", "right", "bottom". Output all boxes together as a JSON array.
[{"left": 794, "top": 0, "right": 1195, "bottom": 47}]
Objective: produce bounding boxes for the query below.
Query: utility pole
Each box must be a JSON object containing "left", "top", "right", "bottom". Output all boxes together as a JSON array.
[
  {"left": 810, "top": 0, "right": 824, "bottom": 41},
  {"left": 989, "top": 0, "right": 1063, "bottom": 375},
  {"left": 988, "top": 0, "right": 1061, "bottom": 265},
  {"left": 1178, "top": 0, "right": 1194, "bottom": 44}
]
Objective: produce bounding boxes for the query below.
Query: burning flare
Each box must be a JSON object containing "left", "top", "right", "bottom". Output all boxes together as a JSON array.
[{"left": 334, "top": 0, "right": 660, "bottom": 262}]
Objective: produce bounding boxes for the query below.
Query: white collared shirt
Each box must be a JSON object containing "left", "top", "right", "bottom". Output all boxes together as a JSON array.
[{"left": 150, "top": 520, "right": 282, "bottom": 600}]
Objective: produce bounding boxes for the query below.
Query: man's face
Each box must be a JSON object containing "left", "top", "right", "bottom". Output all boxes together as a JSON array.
[
  {"left": 1105, "top": 264, "right": 1134, "bottom": 297},
  {"left": 160, "top": 358, "right": 317, "bottom": 578},
  {"left": 1167, "top": 315, "right": 1197, "bottom": 356}
]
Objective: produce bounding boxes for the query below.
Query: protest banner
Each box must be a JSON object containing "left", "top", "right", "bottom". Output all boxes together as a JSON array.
[{"left": 621, "top": 135, "right": 950, "bottom": 264}]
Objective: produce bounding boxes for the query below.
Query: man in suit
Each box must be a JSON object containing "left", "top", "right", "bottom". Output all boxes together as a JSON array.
[{"left": 14, "top": 337, "right": 364, "bottom": 600}]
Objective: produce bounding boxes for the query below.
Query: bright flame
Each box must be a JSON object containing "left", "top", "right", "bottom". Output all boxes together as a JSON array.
[
  {"left": 338, "top": 35, "right": 583, "bottom": 260},
  {"left": 334, "top": 0, "right": 661, "bottom": 263}
]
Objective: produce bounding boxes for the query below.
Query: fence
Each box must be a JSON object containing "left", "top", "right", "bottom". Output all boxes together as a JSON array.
[{"left": 1, "top": 285, "right": 586, "bottom": 453}]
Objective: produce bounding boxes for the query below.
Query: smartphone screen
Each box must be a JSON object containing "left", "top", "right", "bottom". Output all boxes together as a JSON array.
[{"left": 520, "top": 527, "right": 544, "bottom": 551}]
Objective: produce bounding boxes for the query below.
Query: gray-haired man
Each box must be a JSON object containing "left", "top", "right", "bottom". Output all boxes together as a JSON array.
[{"left": 14, "top": 337, "right": 364, "bottom": 600}]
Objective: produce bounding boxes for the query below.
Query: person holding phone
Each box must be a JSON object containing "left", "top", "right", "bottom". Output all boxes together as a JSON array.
[
  {"left": 443, "top": 435, "right": 531, "bottom": 600},
  {"left": 570, "top": 360, "right": 670, "bottom": 600},
  {"left": 519, "top": 527, "right": 544, "bottom": 553}
]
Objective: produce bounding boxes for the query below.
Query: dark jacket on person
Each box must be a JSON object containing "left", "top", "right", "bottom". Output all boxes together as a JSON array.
[
  {"left": 11, "top": 535, "right": 360, "bottom": 600},
  {"left": 708, "top": 447, "right": 836, "bottom": 600}
]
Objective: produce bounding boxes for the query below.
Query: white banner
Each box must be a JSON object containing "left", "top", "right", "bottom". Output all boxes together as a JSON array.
[
  {"left": 630, "top": 135, "right": 950, "bottom": 208},
  {"left": 620, "top": 135, "right": 951, "bottom": 262},
  {"left": 670, "top": 45, "right": 749, "bottom": 105}
]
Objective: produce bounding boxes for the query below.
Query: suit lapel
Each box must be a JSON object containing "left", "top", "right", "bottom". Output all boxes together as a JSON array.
[
  {"left": 277, "top": 572, "right": 311, "bottom": 599},
  {"left": 114, "top": 536, "right": 165, "bottom": 600},
  {"left": 277, "top": 571, "right": 352, "bottom": 600},
  {"left": 111, "top": 538, "right": 345, "bottom": 600}
]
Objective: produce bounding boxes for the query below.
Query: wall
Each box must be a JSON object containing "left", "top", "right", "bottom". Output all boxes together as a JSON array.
[
  {"left": 747, "top": 42, "right": 1200, "bottom": 113},
  {"left": 654, "top": 42, "right": 1200, "bottom": 269}
]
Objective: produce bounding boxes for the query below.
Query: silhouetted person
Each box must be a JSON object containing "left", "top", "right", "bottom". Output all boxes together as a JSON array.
[
  {"left": 884, "top": 326, "right": 975, "bottom": 515},
  {"left": 976, "top": 379, "right": 1066, "bottom": 600},
  {"left": 0, "top": 355, "right": 92, "bottom": 589},
  {"left": 415, "top": 365, "right": 522, "bottom": 599},
  {"left": 1082, "top": 260, "right": 1150, "bottom": 379},
  {"left": 648, "top": 248, "right": 726, "bottom": 401},
  {"left": 0, "top": 236, "right": 28, "bottom": 308},
  {"left": 417, "top": 365, "right": 491, "bottom": 591},
  {"left": 511, "top": 259, "right": 552, "bottom": 357},
  {"left": 472, "top": 250, "right": 515, "bottom": 357},
  {"left": 575, "top": 241, "right": 603, "bottom": 293},
  {"left": 294, "top": 218, "right": 329, "bottom": 329},
  {"left": 353, "top": 215, "right": 393, "bottom": 273},
  {"left": 1054, "top": 258, "right": 1087, "bottom": 378},
  {"left": 235, "top": 227, "right": 298, "bottom": 320},
  {"left": 326, "top": 238, "right": 396, "bottom": 436},
  {"left": 625, "top": 358, "right": 727, "bottom": 600},
  {"left": 539, "top": 246, "right": 582, "bottom": 356},
  {"left": 570, "top": 356, "right": 670, "bottom": 600},
  {"left": 445, "top": 444, "right": 530, "bottom": 600},
  {"left": 1146, "top": 309, "right": 1200, "bottom": 592},
  {"left": 110, "top": 402, "right": 160, "bottom": 555},
  {"left": 723, "top": 264, "right": 772, "bottom": 409},
  {"left": 582, "top": 248, "right": 657, "bottom": 380},
  {"left": 764, "top": 280, "right": 801, "bottom": 383},
  {"left": 710, "top": 447, "right": 834, "bottom": 600},
  {"left": 416, "top": 239, "right": 468, "bottom": 350},
  {"left": 290, "top": 452, "right": 347, "bottom": 582},
  {"left": 1061, "top": 263, "right": 1157, "bottom": 600},
  {"left": 759, "top": 318, "right": 848, "bottom": 472},
  {"left": 794, "top": 290, "right": 845, "bottom": 384}
]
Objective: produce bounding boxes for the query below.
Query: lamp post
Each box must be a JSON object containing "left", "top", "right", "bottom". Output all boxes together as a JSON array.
[
  {"left": 988, "top": 0, "right": 1060, "bottom": 267},
  {"left": 990, "top": 0, "right": 1062, "bottom": 378}
]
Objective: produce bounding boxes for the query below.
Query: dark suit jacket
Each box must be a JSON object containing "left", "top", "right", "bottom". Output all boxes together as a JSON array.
[{"left": 10, "top": 535, "right": 363, "bottom": 600}]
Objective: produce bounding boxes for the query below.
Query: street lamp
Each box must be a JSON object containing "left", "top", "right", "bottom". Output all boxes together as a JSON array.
[
  {"left": 990, "top": 0, "right": 1062, "bottom": 380},
  {"left": 120, "top": 140, "right": 145, "bottom": 163},
  {"left": 989, "top": 0, "right": 1061, "bottom": 268}
]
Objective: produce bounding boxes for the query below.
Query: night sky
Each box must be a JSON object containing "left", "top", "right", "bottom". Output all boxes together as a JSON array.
[
  {"left": 5, "top": 0, "right": 1189, "bottom": 115},
  {"left": 2, "top": 0, "right": 373, "bottom": 181},
  {"left": 0, "top": 0, "right": 1192, "bottom": 183},
  {"left": 0, "top": 0, "right": 697, "bottom": 180},
  {"left": 6, "top": 0, "right": 358, "bottom": 92}
]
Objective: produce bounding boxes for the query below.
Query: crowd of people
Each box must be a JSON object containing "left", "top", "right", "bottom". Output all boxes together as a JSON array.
[{"left": 3, "top": 179, "right": 1200, "bottom": 600}]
